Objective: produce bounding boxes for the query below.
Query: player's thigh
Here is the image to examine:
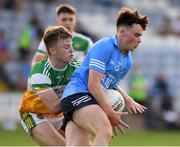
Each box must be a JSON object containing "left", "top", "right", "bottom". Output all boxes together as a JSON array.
[
  {"left": 73, "top": 104, "right": 112, "bottom": 134},
  {"left": 65, "top": 120, "right": 92, "bottom": 146},
  {"left": 31, "top": 121, "right": 65, "bottom": 146},
  {"left": 20, "top": 112, "right": 65, "bottom": 146}
]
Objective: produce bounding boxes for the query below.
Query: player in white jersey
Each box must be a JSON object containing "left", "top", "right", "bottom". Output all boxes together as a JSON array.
[
  {"left": 31, "top": 4, "right": 93, "bottom": 66},
  {"left": 19, "top": 26, "right": 81, "bottom": 146}
]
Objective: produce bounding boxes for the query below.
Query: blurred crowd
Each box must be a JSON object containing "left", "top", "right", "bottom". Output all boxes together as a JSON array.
[
  {"left": 155, "top": 14, "right": 180, "bottom": 37},
  {"left": 128, "top": 65, "right": 180, "bottom": 130},
  {"left": 0, "top": 0, "right": 98, "bottom": 92},
  {"left": 0, "top": 12, "right": 43, "bottom": 91}
]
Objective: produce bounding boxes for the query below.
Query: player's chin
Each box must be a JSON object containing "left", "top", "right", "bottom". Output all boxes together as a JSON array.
[
  {"left": 68, "top": 56, "right": 73, "bottom": 62},
  {"left": 130, "top": 48, "right": 136, "bottom": 52},
  {"left": 132, "top": 46, "right": 138, "bottom": 51}
]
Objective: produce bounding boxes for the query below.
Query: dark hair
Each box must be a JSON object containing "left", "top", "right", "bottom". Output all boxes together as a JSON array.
[
  {"left": 56, "top": 4, "right": 76, "bottom": 16},
  {"left": 116, "top": 7, "right": 148, "bottom": 30},
  {"left": 43, "top": 25, "right": 72, "bottom": 55}
]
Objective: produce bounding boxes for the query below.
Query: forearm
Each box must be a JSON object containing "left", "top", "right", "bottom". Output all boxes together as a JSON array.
[
  {"left": 117, "top": 87, "right": 133, "bottom": 103},
  {"left": 39, "top": 90, "right": 62, "bottom": 114},
  {"left": 89, "top": 83, "right": 114, "bottom": 116}
]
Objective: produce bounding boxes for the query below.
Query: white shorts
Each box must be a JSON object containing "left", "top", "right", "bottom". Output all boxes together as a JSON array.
[{"left": 20, "top": 112, "right": 64, "bottom": 136}]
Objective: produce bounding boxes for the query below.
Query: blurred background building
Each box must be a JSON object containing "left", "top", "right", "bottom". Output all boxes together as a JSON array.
[{"left": 0, "top": 0, "right": 180, "bottom": 130}]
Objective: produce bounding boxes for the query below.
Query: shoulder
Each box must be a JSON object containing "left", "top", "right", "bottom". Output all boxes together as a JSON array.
[
  {"left": 87, "top": 37, "right": 114, "bottom": 63},
  {"left": 30, "top": 59, "right": 49, "bottom": 76},
  {"left": 73, "top": 32, "right": 93, "bottom": 43},
  {"left": 91, "top": 37, "right": 113, "bottom": 52},
  {"left": 29, "top": 59, "right": 52, "bottom": 85}
]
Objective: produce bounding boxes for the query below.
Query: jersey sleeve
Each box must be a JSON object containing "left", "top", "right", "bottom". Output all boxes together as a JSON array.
[
  {"left": 37, "top": 40, "right": 47, "bottom": 54},
  {"left": 29, "top": 62, "right": 52, "bottom": 94},
  {"left": 30, "top": 73, "right": 52, "bottom": 94},
  {"left": 89, "top": 38, "right": 112, "bottom": 74}
]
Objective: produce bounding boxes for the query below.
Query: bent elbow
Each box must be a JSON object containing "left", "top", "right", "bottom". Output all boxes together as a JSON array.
[
  {"left": 48, "top": 108, "right": 57, "bottom": 114},
  {"left": 49, "top": 105, "right": 62, "bottom": 114}
]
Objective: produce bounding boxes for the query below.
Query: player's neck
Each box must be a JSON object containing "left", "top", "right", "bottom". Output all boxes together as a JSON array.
[
  {"left": 120, "top": 48, "right": 128, "bottom": 54},
  {"left": 118, "top": 37, "right": 128, "bottom": 55},
  {"left": 49, "top": 58, "right": 67, "bottom": 69},
  {"left": 119, "top": 43, "right": 129, "bottom": 54}
]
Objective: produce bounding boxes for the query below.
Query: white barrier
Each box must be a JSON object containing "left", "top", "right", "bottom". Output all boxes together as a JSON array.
[{"left": 0, "top": 92, "right": 22, "bottom": 122}]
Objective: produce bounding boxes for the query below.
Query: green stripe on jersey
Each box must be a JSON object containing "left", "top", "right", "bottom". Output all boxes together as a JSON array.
[
  {"left": 28, "top": 58, "right": 81, "bottom": 95},
  {"left": 20, "top": 112, "right": 36, "bottom": 131},
  {"left": 37, "top": 49, "right": 47, "bottom": 54},
  {"left": 31, "top": 84, "right": 51, "bottom": 89}
]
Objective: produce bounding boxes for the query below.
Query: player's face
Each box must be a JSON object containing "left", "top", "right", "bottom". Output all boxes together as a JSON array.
[
  {"left": 56, "top": 13, "right": 76, "bottom": 33},
  {"left": 55, "top": 37, "right": 74, "bottom": 64},
  {"left": 123, "top": 24, "right": 143, "bottom": 51}
]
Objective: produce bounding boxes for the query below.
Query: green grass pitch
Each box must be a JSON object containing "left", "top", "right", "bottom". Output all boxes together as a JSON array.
[{"left": 0, "top": 126, "right": 180, "bottom": 146}]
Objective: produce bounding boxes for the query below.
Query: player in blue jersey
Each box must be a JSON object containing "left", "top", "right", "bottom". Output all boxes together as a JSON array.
[{"left": 61, "top": 7, "right": 149, "bottom": 146}]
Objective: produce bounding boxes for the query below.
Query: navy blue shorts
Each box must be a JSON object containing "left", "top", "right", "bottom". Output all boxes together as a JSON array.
[{"left": 60, "top": 93, "right": 98, "bottom": 130}]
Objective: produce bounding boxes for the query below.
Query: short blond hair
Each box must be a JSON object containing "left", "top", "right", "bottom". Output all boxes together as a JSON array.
[{"left": 43, "top": 25, "right": 72, "bottom": 55}]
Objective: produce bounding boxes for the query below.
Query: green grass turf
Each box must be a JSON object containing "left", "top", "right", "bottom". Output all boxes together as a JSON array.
[
  {"left": 0, "top": 126, "right": 37, "bottom": 146},
  {"left": 0, "top": 126, "right": 180, "bottom": 146},
  {"left": 110, "top": 130, "right": 180, "bottom": 146}
]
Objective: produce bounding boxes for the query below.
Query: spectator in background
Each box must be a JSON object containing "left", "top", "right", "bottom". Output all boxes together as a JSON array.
[
  {"left": 0, "top": 30, "right": 11, "bottom": 91},
  {"left": 31, "top": 4, "right": 93, "bottom": 66},
  {"left": 145, "top": 73, "right": 177, "bottom": 130},
  {"left": 128, "top": 65, "right": 149, "bottom": 130},
  {"left": 150, "top": 73, "right": 169, "bottom": 97},
  {"left": 155, "top": 15, "right": 173, "bottom": 36},
  {"left": 18, "top": 13, "right": 43, "bottom": 62},
  {"left": 160, "top": 93, "right": 179, "bottom": 129},
  {"left": 3, "top": 0, "right": 23, "bottom": 11},
  {"left": 95, "top": 0, "right": 124, "bottom": 8},
  {"left": 171, "top": 14, "right": 180, "bottom": 36},
  {"left": 75, "top": 20, "right": 98, "bottom": 42},
  {"left": 0, "top": 30, "right": 10, "bottom": 66},
  {"left": 128, "top": 65, "right": 148, "bottom": 105}
]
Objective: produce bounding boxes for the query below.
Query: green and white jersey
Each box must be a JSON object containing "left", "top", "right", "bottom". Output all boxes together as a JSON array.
[
  {"left": 37, "top": 32, "right": 93, "bottom": 61},
  {"left": 28, "top": 58, "right": 81, "bottom": 96},
  {"left": 19, "top": 58, "right": 81, "bottom": 117}
]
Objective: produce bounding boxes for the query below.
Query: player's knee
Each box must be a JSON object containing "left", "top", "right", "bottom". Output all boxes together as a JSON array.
[
  {"left": 103, "top": 125, "right": 113, "bottom": 140},
  {"left": 96, "top": 121, "right": 113, "bottom": 140}
]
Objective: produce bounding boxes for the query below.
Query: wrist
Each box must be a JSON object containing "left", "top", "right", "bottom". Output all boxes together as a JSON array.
[{"left": 103, "top": 105, "right": 114, "bottom": 117}]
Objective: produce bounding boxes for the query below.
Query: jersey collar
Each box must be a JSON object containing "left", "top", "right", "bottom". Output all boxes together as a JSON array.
[
  {"left": 48, "top": 59, "right": 68, "bottom": 71},
  {"left": 113, "top": 35, "right": 119, "bottom": 47}
]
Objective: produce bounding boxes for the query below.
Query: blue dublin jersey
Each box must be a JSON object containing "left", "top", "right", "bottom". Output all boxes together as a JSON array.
[{"left": 62, "top": 35, "right": 133, "bottom": 99}]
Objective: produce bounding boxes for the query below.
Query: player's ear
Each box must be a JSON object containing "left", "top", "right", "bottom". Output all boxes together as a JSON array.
[
  {"left": 117, "top": 27, "right": 125, "bottom": 38},
  {"left": 49, "top": 47, "right": 56, "bottom": 55},
  {"left": 119, "top": 27, "right": 126, "bottom": 35}
]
